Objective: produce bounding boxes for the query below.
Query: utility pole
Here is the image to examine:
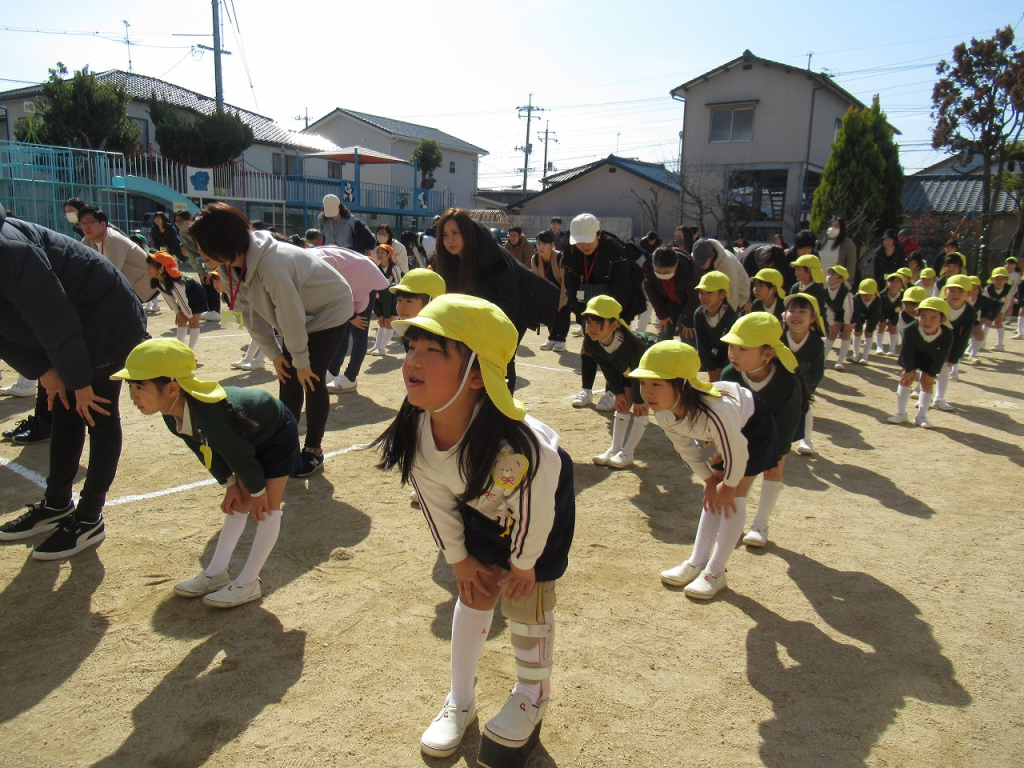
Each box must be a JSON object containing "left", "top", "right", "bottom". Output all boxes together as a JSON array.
[
  {"left": 515, "top": 94, "right": 544, "bottom": 192},
  {"left": 212, "top": 0, "right": 224, "bottom": 113},
  {"left": 540, "top": 120, "right": 558, "bottom": 188},
  {"left": 123, "top": 20, "right": 133, "bottom": 72},
  {"left": 295, "top": 108, "right": 309, "bottom": 129}
]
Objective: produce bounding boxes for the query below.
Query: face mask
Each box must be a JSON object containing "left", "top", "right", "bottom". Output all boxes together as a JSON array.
[
  {"left": 376, "top": 233, "right": 388, "bottom": 243},
  {"left": 655, "top": 269, "right": 676, "bottom": 281},
  {"left": 66, "top": 212, "right": 78, "bottom": 223},
  {"left": 826, "top": 227, "right": 839, "bottom": 239}
]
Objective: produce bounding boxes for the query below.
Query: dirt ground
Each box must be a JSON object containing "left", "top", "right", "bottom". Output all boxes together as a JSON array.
[{"left": 0, "top": 318, "right": 1021, "bottom": 768}]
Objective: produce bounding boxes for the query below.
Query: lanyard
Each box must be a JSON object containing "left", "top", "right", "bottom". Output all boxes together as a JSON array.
[
  {"left": 582, "top": 251, "right": 597, "bottom": 283},
  {"left": 225, "top": 265, "right": 245, "bottom": 310}
]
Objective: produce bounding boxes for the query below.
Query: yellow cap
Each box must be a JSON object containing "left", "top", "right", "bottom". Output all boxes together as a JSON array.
[
  {"left": 695, "top": 270, "right": 730, "bottom": 293},
  {"left": 110, "top": 339, "right": 226, "bottom": 402},
  {"left": 966, "top": 275, "right": 982, "bottom": 287},
  {"left": 918, "top": 297, "right": 950, "bottom": 317},
  {"left": 581, "top": 294, "right": 623, "bottom": 320},
  {"left": 919, "top": 267, "right": 936, "bottom": 279},
  {"left": 857, "top": 278, "right": 880, "bottom": 296},
  {"left": 901, "top": 286, "right": 928, "bottom": 304},
  {"left": 989, "top": 267, "right": 1009, "bottom": 281},
  {"left": 390, "top": 268, "right": 447, "bottom": 298},
  {"left": 792, "top": 253, "right": 825, "bottom": 284},
  {"left": 752, "top": 268, "right": 786, "bottom": 297},
  {"left": 782, "top": 292, "right": 827, "bottom": 334},
  {"left": 828, "top": 265, "right": 849, "bottom": 280},
  {"left": 392, "top": 294, "right": 525, "bottom": 420},
  {"left": 943, "top": 274, "right": 972, "bottom": 293},
  {"left": 896, "top": 267, "right": 913, "bottom": 282},
  {"left": 627, "top": 341, "right": 720, "bottom": 396},
  {"left": 719, "top": 312, "right": 798, "bottom": 372},
  {"left": 886, "top": 272, "right": 907, "bottom": 286}
]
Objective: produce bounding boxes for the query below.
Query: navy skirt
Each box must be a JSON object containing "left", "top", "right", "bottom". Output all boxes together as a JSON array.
[
  {"left": 255, "top": 408, "right": 302, "bottom": 479},
  {"left": 712, "top": 394, "right": 778, "bottom": 477}
]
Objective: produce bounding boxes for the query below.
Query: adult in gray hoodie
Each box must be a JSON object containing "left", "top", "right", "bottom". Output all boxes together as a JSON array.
[{"left": 189, "top": 203, "right": 353, "bottom": 477}]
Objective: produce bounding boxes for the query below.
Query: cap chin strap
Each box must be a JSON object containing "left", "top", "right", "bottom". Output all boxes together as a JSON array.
[
  {"left": 745, "top": 359, "right": 771, "bottom": 376},
  {"left": 432, "top": 352, "right": 478, "bottom": 414}
]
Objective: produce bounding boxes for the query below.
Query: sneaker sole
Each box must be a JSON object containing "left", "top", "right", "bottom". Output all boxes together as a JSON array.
[
  {"left": 203, "top": 591, "right": 262, "bottom": 609},
  {"left": 0, "top": 521, "right": 61, "bottom": 541},
  {"left": 12, "top": 436, "right": 51, "bottom": 445},
  {"left": 31, "top": 530, "right": 105, "bottom": 560},
  {"left": 292, "top": 463, "right": 325, "bottom": 478},
  {"left": 421, "top": 708, "right": 477, "bottom": 758},
  {"left": 743, "top": 537, "right": 768, "bottom": 547}
]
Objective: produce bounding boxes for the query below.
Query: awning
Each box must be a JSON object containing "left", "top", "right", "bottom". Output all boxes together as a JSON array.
[{"left": 309, "top": 147, "right": 410, "bottom": 164}]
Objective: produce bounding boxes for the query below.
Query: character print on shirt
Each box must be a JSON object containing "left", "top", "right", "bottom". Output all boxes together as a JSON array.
[{"left": 479, "top": 452, "right": 530, "bottom": 537}]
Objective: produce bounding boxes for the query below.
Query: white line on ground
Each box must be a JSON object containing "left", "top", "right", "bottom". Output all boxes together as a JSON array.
[{"left": 0, "top": 456, "right": 46, "bottom": 488}]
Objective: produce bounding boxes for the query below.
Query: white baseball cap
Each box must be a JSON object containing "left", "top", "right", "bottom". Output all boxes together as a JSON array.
[
  {"left": 569, "top": 213, "right": 600, "bottom": 245},
  {"left": 323, "top": 194, "right": 341, "bottom": 217}
]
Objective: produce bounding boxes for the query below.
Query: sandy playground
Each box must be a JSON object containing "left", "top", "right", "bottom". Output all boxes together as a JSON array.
[{"left": 0, "top": 320, "right": 1022, "bottom": 768}]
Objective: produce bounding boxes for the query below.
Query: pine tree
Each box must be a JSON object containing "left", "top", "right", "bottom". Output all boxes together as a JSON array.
[
  {"left": 871, "top": 96, "right": 905, "bottom": 235},
  {"left": 147, "top": 95, "right": 254, "bottom": 167}
]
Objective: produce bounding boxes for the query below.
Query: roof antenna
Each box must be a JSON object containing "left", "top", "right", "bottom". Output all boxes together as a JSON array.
[
  {"left": 123, "top": 20, "right": 133, "bottom": 72},
  {"left": 806, "top": 51, "right": 813, "bottom": 71}
]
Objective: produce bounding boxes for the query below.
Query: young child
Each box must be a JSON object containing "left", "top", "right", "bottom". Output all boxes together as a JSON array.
[
  {"left": 112, "top": 339, "right": 300, "bottom": 607},
  {"left": 876, "top": 273, "right": 905, "bottom": 356},
  {"left": 789, "top": 253, "right": 828, "bottom": 320},
  {"left": 694, "top": 271, "right": 738, "bottom": 381},
  {"left": 966, "top": 275, "right": 1000, "bottom": 362},
  {"left": 916, "top": 267, "right": 939, "bottom": 297},
  {"left": 581, "top": 295, "right": 654, "bottom": 469},
  {"left": 783, "top": 294, "right": 826, "bottom": 454},
  {"left": 391, "top": 267, "right": 446, "bottom": 322},
  {"left": 146, "top": 252, "right": 208, "bottom": 350},
  {"left": 373, "top": 294, "right": 575, "bottom": 762},
  {"left": 936, "top": 252, "right": 966, "bottom": 291},
  {"left": 984, "top": 267, "right": 1013, "bottom": 351},
  {"left": 887, "top": 298, "right": 954, "bottom": 428},
  {"left": 823, "top": 265, "right": 855, "bottom": 370},
  {"left": 630, "top": 341, "right": 778, "bottom": 599},
  {"left": 898, "top": 285, "right": 929, "bottom": 339},
  {"left": 750, "top": 268, "right": 786, "bottom": 320},
  {"left": 934, "top": 275, "right": 978, "bottom": 400},
  {"left": 719, "top": 313, "right": 807, "bottom": 549},
  {"left": 1005, "top": 257, "right": 1022, "bottom": 339},
  {"left": 851, "top": 279, "right": 882, "bottom": 364},
  {"left": 368, "top": 243, "right": 404, "bottom": 356}
]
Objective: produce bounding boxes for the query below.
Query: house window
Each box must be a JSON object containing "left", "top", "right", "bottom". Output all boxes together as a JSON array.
[
  {"left": 834, "top": 118, "right": 843, "bottom": 141},
  {"left": 710, "top": 108, "right": 754, "bottom": 143},
  {"left": 328, "top": 161, "right": 342, "bottom": 179},
  {"left": 449, "top": 160, "right": 456, "bottom": 174},
  {"left": 272, "top": 152, "right": 298, "bottom": 176}
]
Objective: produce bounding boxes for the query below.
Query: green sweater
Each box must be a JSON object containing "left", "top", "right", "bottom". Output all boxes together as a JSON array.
[
  {"left": 588, "top": 329, "right": 655, "bottom": 401},
  {"left": 900, "top": 322, "right": 954, "bottom": 377},
  {"left": 784, "top": 331, "right": 825, "bottom": 391},
  {"left": 694, "top": 304, "right": 738, "bottom": 372},
  {"left": 162, "top": 386, "right": 290, "bottom": 494},
  {"left": 751, "top": 297, "right": 784, "bottom": 320},
  {"left": 722, "top": 362, "right": 803, "bottom": 459}
]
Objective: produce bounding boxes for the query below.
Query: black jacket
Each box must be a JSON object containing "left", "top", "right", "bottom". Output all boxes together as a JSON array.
[
  {"left": 642, "top": 248, "right": 700, "bottom": 329},
  {"left": 0, "top": 207, "right": 146, "bottom": 390},
  {"left": 561, "top": 233, "right": 632, "bottom": 315}
]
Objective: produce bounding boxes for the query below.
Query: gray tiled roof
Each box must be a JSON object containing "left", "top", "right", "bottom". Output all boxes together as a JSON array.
[
  {"left": 0, "top": 70, "right": 338, "bottom": 152},
  {"left": 512, "top": 154, "right": 681, "bottom": 208},
  {"left": 902, "top": 176, "right": 1017, "bottom": 214},
  {"left": 309, "top": 108, "right": 487, "bottom": 156}
]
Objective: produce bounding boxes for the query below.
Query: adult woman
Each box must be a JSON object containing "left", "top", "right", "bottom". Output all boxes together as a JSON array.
[
  {"left": 64, "top": 197, "right": 86, "bottom": 239},
  {"left": 872, "top": 228, "right": 906, "bottom": 285},
  {"left": 376, "top": 223, "right": 409, "bottom": 273},
  {"left": 189, "top": 203, "right": 353, "bottom": 477},
  {"left": 532, "top": 230, "right": 570, "bottom": 350},
  {"left": 818, "top": 216, "right": 857, "bottom": 288},
  {"left": 150, "top": 212, "right": 183, "bottom": 260}
]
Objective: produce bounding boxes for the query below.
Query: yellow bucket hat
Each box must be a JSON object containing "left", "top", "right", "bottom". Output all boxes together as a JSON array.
[
  {"left": 896, "top": 267, "right": 913, "bottom": 282},
  {"left": 918, "top": 296, "right": 951, "bottom": 318},
  {"left": 390, "top": 268, "right": 446, "bottom": 298},
  {"left": 581, "top": 295, "right": 628, "bottom": 329},
  {"left": 966, "top": 275, "right": 982, "bottom": 287},
  {"left": 857, "top": 278, "right": 880, "bottom": 296},
  {"left": 919, "top": 267, "right": 937, "bottom": 279},
  {"left": 782, "top": 292, "right": 827, "bottom": 334},
  {"left": 720, "top": 312, "right": 798, "bottom": 372},
  {"left": 695, "top": 270, "right": 731, "bottom": 293},
  {"left": 392, "top": 294, "right": 525, "bottom": 421},
  {"left": 752, "top": 268, "right": 786, "bottom": 297},
  {"left": 942, "top": 274, "right": 972, "bottom": 294},
  {"left": 827, "top": 264, "right": 849, "bottom": 281},
  {"left": 111, "top": 339, "right": 226, "bottom": 403},
  {"left": 627, "top": 341, "right": 720, "bottom": 396},
  {"left": 885, "top": 272, "right": 908, "bottom": 287},
  {"left": 901, "top": 286, "right": 928, "bottom": 304},
  {"left": 792, "top": 253, "right": 825, "bottom": 283},
  {"left": 988, "top": 267, "right": 1009, "bottom": 281}
]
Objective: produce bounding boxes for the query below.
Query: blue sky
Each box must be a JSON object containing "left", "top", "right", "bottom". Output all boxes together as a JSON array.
[{"left": 1, "top": 0, "right": 1021, "bottom": 189}]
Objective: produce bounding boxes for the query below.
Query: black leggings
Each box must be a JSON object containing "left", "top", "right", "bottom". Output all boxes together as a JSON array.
[
  {"left": 581, "top": 352, "right": 597, "bottom": 390},
  {"left": 279, "top": 324, "right": 347, "bottom": 451},
  {"left": 46, "top": 363, "right": 125, "bottom": 521}
]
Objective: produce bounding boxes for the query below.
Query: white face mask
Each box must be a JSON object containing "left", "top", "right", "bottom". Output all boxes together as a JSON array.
[
  {"left": 826, "top": 226, "right": 839, "bottom": 239},
  {"left": 376, "top": 233, "right": 388, "bottom": 244},
  {"left": 655, "top": 269, "right": 676, "bottom": 281},
  {"left": 66, "top": 212, "right": 78, "bottom": 223}
]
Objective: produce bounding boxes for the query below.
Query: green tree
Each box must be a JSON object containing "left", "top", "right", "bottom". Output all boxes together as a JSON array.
[
  {"left": 932, "top": 25, "right": 1024, "bottom": 270},
  {"left": 147, "top": 95, "right": 254, "bottom": 167},
  {"left": 870, "top": 96, "right": 905, "bottom": 234},
  {"left": 810, "top": 105, "right": 886, "bottom": 249},
  {"left": 14, "top": 63, "right": 140, "bottom": 153},
  {"left": 411, "top": 138, "right": 443, "bottom": 189}
]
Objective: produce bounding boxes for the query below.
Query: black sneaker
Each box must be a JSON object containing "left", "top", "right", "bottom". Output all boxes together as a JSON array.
[
  {"left": 31, "top": 514, "right": 106, "bottom": 560},
  {"left": 292, "top": 448, "right": 324, "bottom": 478},
  {"left": 11, "top": 416, "right": 51, "bottom": 445},
  {"left": 0, "top": 500, "right": 75, "bottom": 541},
  {"left": 2, "top": 417, "right": 32, "bottom": 440}
]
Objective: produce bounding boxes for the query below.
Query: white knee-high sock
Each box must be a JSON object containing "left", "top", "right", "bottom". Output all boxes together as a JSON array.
[
  {"left": 1018, "top": 314, "right": 1024, "bottom": 335},
  {"left": 838, "top": 338, "right": 852, "bottom": 361},
  {"left": 982, "top": 327, "right": 990, "bottom": 348},
  {"left": 621, "top": 415, "right": 648, "bottom": 454},
  {"left": 609, "top": 412, "right": 629, "bottom": 454},
  {"left": 371, "top": 327, "right": 388, "bottom": 351},
  {"left": 380, "top": 327, "right": 395, "bottom": 347},
  {"left": 936, "top": 365, "right": 951, "bottom": 402},
  {"left": 175, "top": 326, "right": 187, "bottom": 343},
  {"left": 997, "top": 328, "right": 1005, "bottom": 346},
  {"left": 896, "top": 385, "right": 912, "bottom": 415},
  {"left": 206, "top": 510, "right": 249, "bottom": 576},
  {"left": 188, "top": 326, "right": 201, "bottom": 349},
  {"left": 689, "top": 506, "right": 723, "bottom": 569},
  {"left": 968, "top": 338, "right": 980, "bottom": 358},
  {"left": 243, "top": 338, "right": 264, "bottom": 363},
  {"left": 860, "top": 338, "right": 871, "bottom": 362},
  {"left": 852, "top": 337, "right": 861, "bottom": 358},
  {"left": 916, "top": 392, "right": 932, "bottom": 421},
  {"left": 888, "top": 331, "right": 900, "bottom": 355},
  {"left": 804, "top": 408, "right": 814, "bottom": 442},
  {"left": 749, "top": 480, "right": 782, "bottom": 532},
  {"left": 825, "top": 337, "right": 837, "bottom": 356},
  {"left": 237, "top": 509, "right": 282, "bottom": 586},
  {"left": 875, "top": 330, "right": 885, "bottom": 351},
  {"left": 451, "top": 600, "right": 493, "bottom": 709},
  {"left": 707, "top": 497, "right": 748, "bottom": 576},
  {"left": 16, "top": 374, "right": 35, "bottom": 388}
]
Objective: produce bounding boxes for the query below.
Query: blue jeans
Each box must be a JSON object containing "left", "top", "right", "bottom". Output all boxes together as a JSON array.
[{"left": 329, "top": 290, "right": 376, "bottom": 381}]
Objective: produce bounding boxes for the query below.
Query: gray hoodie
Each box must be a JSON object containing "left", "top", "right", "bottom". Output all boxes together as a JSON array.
[{"left": 239, "top": 231, "right": 353, "bottom": 369}]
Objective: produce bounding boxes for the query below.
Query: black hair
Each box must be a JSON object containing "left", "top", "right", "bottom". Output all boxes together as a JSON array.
[
  {"left": 305, "top": 228, "right": 323, "bottom": 242},
  {"left": 64, "top": 197, "right": 86, "bottom": 211},
  {"left": 175, "top": 210, "right": 193, "bottom": 222},
  {"left": 582, "top": 319, "right": 647, "bottom": 362},
  {"left": 827, "top": 216, "right": 847, "bottom": 244},
  {"left": 794, "top": 229, "right": 817, "bottom": 250},
  {"left": 77, "top": 205, "right": 108, "bottom": 224},
  {"left": 146, "top": 255, "right": 184, "bottom": 292},
  {"left": 509, "top": 225, "right": 523, "bottom": 235},
  {"left": 126, "top": 377, "right": 259, "bottom": 433},
  {"left": 652, "top": 244, "right": 679, "bottom": 268},
  {"left": 550, "top": 217, "right": 562, "bottom": 224},
  {"left": 190, "top": 203, "right": 252, "bottom": 263},
  {"left": 372, "top": 327, "right": 540, "bottom": 504},
  {"left": 668, "top": 378, "right": 716, "bottom": 426},
  {"left": 536, "top": 229, "right": 556, "bottom": 245},
  {"left": 376, "top": 223, "right": 395, "bottom": 243},
  {"left": 394, "top": 290, "right": 433, "bottom": 307}
]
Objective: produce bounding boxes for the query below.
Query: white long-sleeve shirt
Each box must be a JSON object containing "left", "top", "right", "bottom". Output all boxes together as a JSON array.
[
  {"left": 411, "top": 410, "right": 561, "bottom": 571},
  {"left": 652, "top": 380, "right": 756, "bottom": 487}
]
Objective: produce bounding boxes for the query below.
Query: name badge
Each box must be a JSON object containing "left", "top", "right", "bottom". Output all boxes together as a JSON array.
[{"left": 577, "top": 289, "right": 585, "bottom": 301}]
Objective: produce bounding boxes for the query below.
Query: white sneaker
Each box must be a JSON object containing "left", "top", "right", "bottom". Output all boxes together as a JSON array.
[
  {"left": 1012, "top": 333, "right": 1023, "bottom": 340},
  {"left": 910, "top": 390, "right": 920, "bottom": 399},
  {"left": 571, "top": 390, "right": 593, "bottom": 408},
  {"left": 887, "top": 413, "right": 909, "bottom": 424},
  {"left": 595, "top": 391, "right": 615, "bottom": 411},
  {"left": 571, "top": 325, "right": 584, "bottom": 337},
  {"left": 795, "top": 438, "right": 814, "bottom": 455},
  {"left": 743, "top": 526, "right": 769, "bottom": 547},
  {"left": 0, "top": 382, "right": 36, "bottom": 397},
  {"left": 325, "top": 377, "right": 342, "bottom": 393},
  {"left": 552, "top": 341, "right": 567, "bottom": 352},
  {"left": 683, "top": 568, "right": 727, "bottom": 599},
  {"left": 950, "top": 370, "right": 960, "bottom": 380},
  {"left": 933, "top": 399, "right": 954, "bottom": 412},
  {"left": 834, "top": 362, "right": 845, "bottom": 372},
  {"left": 592, "top": 447, "right": 616, "bottom": 466},
  {"left": 174, "top": 569, "right": 231, "bottom": 598},
  {"left": 237, "top": 360, "right": 265, "bottom": 371},
  {"left": 606, "top": 450, "right": 634, "bottom": 469},
  {"left": 409, "top": 489, "right": 420, "bottom": 506},
  {"left": 993, "top": 344, "right": 1005, "bottom": 352},
  {"left": 368, "top": 347, "right": 387, "bottom": 357},
  {"left": 539, "top": 340, "right": 556, "bottom": 350},
  {"left": 914, "top": 415, "right": 933, "bottom": 429},
  {"left": 201, "top": 311, "right": 221, "bottom": 323},
  {"left": 336, "top": 374, "right": 357, "bottom": 392},
  {"left": 483, "top": 694, "right": 547, "bottom": 747},
  {"left": 202, "top": 579, "right": 262, "bottom": 608},
  {"left": 857, "top": 357, "right": 869, "bottom": 365},
  {"left": 660, "top": 561, "right": 702, "bottom": 586},
  {"left": 420, "top": 695, "right": 476, "bottom": 758},
  {"left": 230, "top": 358, "right": 247, "bottom": 369}
]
